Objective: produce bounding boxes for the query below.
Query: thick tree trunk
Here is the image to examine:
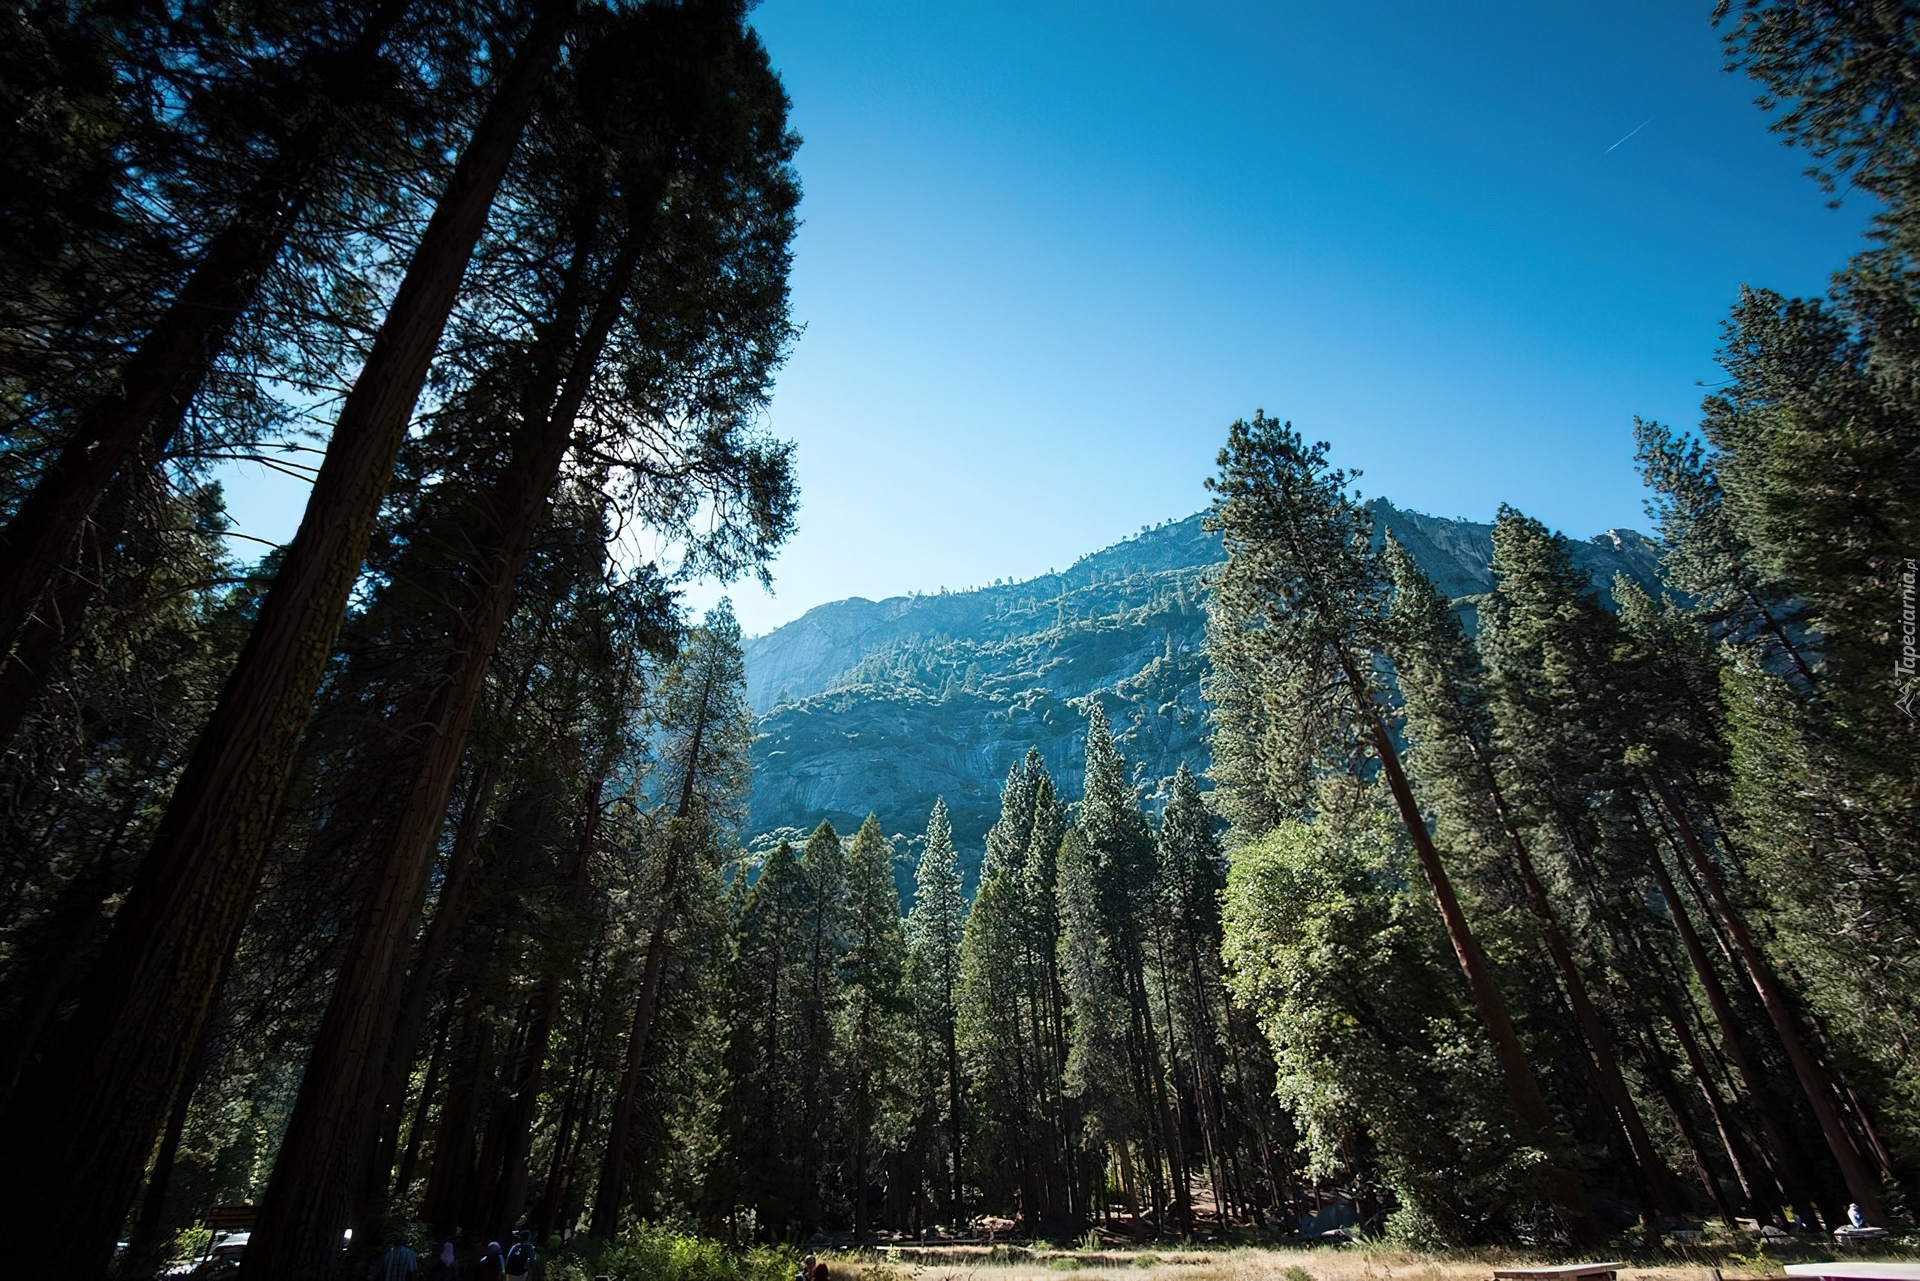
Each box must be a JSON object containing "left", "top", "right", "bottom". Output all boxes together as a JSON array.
[
  {"left": 1355, "top": 697, "right": 1597, "bottom": 1241},
  {"left": 1644, "top": 847, "right": 1817, "bottom": 1219},
  {"left": 0, "top": 476, "right": 128, "bottom": 755},
  {"left": 0, "top": 12, "right": 571, "bottom": 1275},
  {"left": 1649, "top": 776, "right": 1885, "bottom": 1225},
  {"left": 0, "top": 0, "right": 409, "bottom": 673},
  {"left": 357, "top": 761, "right": 498, "bottom": 1224},
  {"left": 1460, "top": 736, "right": 1677, "bottom": 1217}
]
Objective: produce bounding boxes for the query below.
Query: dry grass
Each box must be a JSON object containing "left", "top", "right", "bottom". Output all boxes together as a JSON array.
[{"left": 817, "top": 1242, "right": 1920, "bottom": 1281}]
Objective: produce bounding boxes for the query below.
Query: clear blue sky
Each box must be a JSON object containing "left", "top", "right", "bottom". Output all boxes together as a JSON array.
[{"left": 222, "top": 0, "right": 1873, "bottom": 637}]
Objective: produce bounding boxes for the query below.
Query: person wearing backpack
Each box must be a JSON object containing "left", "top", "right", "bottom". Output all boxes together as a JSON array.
[{"left": 504, "top": 1229, "right": 535, "bottom": 1279}]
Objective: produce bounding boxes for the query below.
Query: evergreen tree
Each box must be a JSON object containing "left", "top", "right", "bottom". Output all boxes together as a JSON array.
[
  {"left": 0, "top": 0, "right": 454, "bottom": 714},
  {"left": 1153, "top": 764, "right": 1240, "bottom": 1225},
  {"left": 796, "top": 819, "right": 847, "bottom": 1225},
  {"left": 1717, "top": 0, "right": 1920, "bottom": 205},
  {"left": 1204, "top": 413, "right": 1594, "bottom": 1239},
  {"left": 593, "top": 600, "right": 754, "bottom": 1238},
  {"left": 1482, "top": 508, "right": 1881, "bottom": 1226},
  {"left": 1382, "top": 532, "right": 1682, "bottom": 1223},
  {"left": 1221, "top": 790, "right": 1541, "bottom": 1245},
  {"left": 1076, "top": 702, "right": 1186, "bottom": 1231},
  {"left": 906, "top": 798, "right": 967, "bottom": 1223},
  {"left": 6, "top": 10, "right": 582, "bottom": 1262},
  {"left": 717, "top": 840, "right": 810, "bottom": 1237},
  {"left": 1056, "top": 825, "right": 1138, "bottom": 1215},
  {"left": 1632, "top": 417, "right": 1813, "bottom": 689},
  {"left": 841, "top": 814, "right": 907, "bottom": 1238},
  {"left": 956, "top": 859, "right": 1035, "bottom": 1222},
  {"left": 957, "top": 751, "right": 1070, "bottom": 1228}
]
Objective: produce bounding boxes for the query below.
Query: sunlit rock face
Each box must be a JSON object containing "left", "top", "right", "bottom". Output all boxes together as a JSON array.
[{"left": 741, "top": 503, "right": 1662, "bottom": 900}]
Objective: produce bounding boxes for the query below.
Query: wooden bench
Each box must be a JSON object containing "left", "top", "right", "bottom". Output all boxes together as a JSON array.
[
  {"left": 207, "top": 1206, "right": 257, "bottom": 1234},
  {"left": 1493, "top": 1264, "right": 1626, "bottom": 1281}
]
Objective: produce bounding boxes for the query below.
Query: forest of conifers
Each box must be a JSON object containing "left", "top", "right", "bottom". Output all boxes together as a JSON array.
[{"left": 1, "top": 1, "right": 1917, "bottom": 1277}]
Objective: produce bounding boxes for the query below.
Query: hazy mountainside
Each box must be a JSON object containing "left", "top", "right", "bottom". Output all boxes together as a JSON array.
[{"left": 743, "top": 501, "right": 1661, "bottom": 893}]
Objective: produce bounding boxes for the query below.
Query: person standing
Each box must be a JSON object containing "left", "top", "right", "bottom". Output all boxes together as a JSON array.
[
  {"left": 377, "top": 1239, "right": 420, "bottom": 1280},
  {"left": 504, "top": 1229, "right": 535, "bottom": 1279}
]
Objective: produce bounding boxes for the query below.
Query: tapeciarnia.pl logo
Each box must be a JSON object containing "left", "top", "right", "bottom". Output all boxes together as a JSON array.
[{"left": 1898, "top": 558, "right": 1918, "bottom": 719}]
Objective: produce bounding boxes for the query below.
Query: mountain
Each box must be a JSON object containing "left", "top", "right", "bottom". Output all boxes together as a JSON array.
[{"left": 741, "top": 501, "right": 1661, "bottom": 895}]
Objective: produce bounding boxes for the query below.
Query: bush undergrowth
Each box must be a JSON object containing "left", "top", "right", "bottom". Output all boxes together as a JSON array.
[{"left": 547, "top": 1228, "right": 799, "bottom": 1281}]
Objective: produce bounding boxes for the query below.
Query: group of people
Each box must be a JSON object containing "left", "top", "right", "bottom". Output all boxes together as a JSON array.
[
  {"left": 376, "top": 1233, "right": 844, "bottom": 1279},
  {"left": 376, "top": 1229, "right": 537, "bottom": 1279}
]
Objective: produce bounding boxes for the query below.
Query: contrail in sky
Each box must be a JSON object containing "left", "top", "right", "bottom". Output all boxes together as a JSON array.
[{"left": 1605, "top": 119, "right": 1652, "bottom": 153}]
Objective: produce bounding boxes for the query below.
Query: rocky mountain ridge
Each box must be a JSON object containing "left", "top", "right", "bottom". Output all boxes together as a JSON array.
[{"left": 742, "top": 501, "right": 1661, "bottom": 893}]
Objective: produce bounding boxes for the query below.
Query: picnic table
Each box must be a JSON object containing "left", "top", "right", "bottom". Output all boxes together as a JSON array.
[
  {"left": 1492, "top": 1264, "right": 1626, "bottom": 1281},
  {"left": 1783, "top": 1266, "right": 1920, "bottom": 1281}
]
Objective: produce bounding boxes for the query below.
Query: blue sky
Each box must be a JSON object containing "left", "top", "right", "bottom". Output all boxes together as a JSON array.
[{"left": 221, "top": 0, "right": 1873, "bottom": 636}]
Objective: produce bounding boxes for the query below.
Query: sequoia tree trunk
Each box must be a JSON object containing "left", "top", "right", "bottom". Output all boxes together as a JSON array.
[
  {"left": 246, "top": 104, "right": 650, "bottom": 1280},
  {"left": 1649, "top": 776, "right": 1885, "bottom": 1226},
  {"left": 1349, "top": 662, "right": 1596, "bottom": 1241},
  {"left": 1644, "top": 846, "right": 1818, "bottom": 1219},
  {"left": 0, "top": 0, "right": 410, "bottom": 672},
  {"left": 0, "top": 12, "right": 571, "bottom": 1276}
]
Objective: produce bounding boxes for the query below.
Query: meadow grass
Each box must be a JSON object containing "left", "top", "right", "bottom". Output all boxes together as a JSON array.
[{"left": 817, "top": 1239, "right": 1920, "bottom": 1281}]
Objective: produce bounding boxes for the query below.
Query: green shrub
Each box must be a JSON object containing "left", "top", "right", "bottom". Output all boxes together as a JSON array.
[
  {"left": 1134, "top": 1254, "right": 1161, "bottom": 1268},
  {"left": 1048, "top": 1258, "right": 1080, "bottom": 1271},
  {"left": 546, "top": 1228, "right": 798, "bottom": 1281},
  {"left": 172, "top": 1225, "right": 213, "bottom": 1262},
  {"left": 1282, "top": 1266, "right": 1313, "bottom": 1281}
]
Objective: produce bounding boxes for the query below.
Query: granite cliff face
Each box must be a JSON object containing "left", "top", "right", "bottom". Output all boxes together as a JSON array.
[{"left": 742, "top": 502, "right": 1661, "bottom": 893}]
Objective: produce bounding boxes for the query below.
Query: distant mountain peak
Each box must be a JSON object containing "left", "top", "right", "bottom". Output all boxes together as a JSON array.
[{"left": 744, "top": 502, "right": 1663, "bottom": 895}]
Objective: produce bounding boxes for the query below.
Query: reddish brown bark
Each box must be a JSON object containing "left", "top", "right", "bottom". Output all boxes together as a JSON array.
[
  {"left": 0, "top": 1, "right": 410, "bottom": 672},
  {"left": 1644, "top": 846, "right": 1822, "bottom": 1217},
  {"left": 0, "top": 11, "right": 570, "bottom": 1275},
  {"left": 1649, "top": 777, "right": 1885, "bottom": 1225},
  {"left": 1460, "top": 735, "right": 1676, "bottom": 1218},
  {"left": 1350, "top": 662, "right": 1596, "bottom": 1241},
  {"left": 245, "top": 78, "right": 646, "bottom": 1275}
]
